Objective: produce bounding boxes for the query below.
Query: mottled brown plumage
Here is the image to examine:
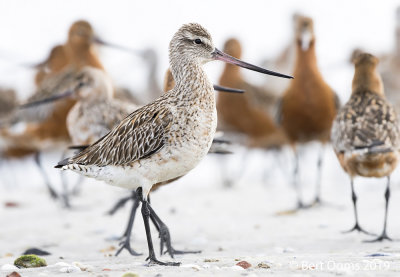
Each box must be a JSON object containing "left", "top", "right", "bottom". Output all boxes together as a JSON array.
[
  {"left": 332, "top": 53, "right": 400, "bottom": 177},
  {"left": 69, "top": 98, "right": 172, "bottom": 166},
  {"left": 332, "top": 53, "right": 399, "bottom": 241},
  {"left": 57, "top": 23, "right": 290, "bottom": 265}
]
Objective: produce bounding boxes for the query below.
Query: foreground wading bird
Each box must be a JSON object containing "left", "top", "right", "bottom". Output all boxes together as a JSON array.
[
  {"left": 278, "top": 16, "right": 339, "bottom": 208},
  {"left": 24, "top": 66, "right": 240, "bottom": 258},
  {"left": 332, "top": 53, "right": 400, "bottom": 242},
  {"left": 55, "top": 23, "right": 292, "bottom": 266}
]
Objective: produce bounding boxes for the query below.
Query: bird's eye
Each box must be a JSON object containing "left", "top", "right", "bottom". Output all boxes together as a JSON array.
[{"left": 194, "top": 39, "right": 202, "bottom": 45}]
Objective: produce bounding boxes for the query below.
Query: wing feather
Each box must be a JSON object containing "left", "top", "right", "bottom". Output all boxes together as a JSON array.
[{"left": 65, "top": 99, "right": 173, "bottom": 166}]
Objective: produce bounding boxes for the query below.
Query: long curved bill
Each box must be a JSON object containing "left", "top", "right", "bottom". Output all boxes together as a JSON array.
[
  {"left": 94, "top": 37, "right": 142, "bottom": 56},
  {"left": 212, "top": 48, "right": 293, "bottom": 79},
  {"left": 213, "top": 85, "right": 244, "bottom": 94},
  {"left": 19, "top": 89, "right": 75, "bottom": 109}
]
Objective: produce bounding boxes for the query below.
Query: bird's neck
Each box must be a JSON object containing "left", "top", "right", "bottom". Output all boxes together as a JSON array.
[
  {"left": 170, "top": 59, "right": 214, "bottom": 103},
  {"left": 352, "top": 65, "right": 384, "bottom": 96},
  {"left": 293, "top": 41, "right": 321, "bottom": 78}
]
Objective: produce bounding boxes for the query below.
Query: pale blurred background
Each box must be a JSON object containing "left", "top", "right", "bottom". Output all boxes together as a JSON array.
[{"left": 0, "top": 0, "right": 398, "bottom": 102}]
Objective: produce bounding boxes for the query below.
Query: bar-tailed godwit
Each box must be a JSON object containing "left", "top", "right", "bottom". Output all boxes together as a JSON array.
[
  {"left": 332, "top": 53, "right": 399, "bottom": 241},
  {"left": 278, "top": 16, "right": 339, "bottom": 208},
  {"left": 56, "top": 23, "right": 292, "bottom": 265},
  {"left": 23, "top": 64, "right": 241, "bottom": 257}
]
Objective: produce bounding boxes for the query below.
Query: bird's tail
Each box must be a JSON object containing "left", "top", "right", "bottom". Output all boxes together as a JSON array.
[{"left": 354, "top": 140, "right": 392, "bottom": 154}]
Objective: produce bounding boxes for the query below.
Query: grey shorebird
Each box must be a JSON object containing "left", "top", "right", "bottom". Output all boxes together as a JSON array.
[
  {"left": 25, "top": 65, "right": 240, "bottom": 257},
  {"left": 55, "top": 23, "right": 292, "bottom": 266},
  {"left": 331, "top": 53, "right": 400, "bottom": 242}
]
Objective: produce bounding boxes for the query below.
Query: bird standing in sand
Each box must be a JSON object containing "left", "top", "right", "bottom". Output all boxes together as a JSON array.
[
  {"left": 278, "top": 15, "right": 339, "bottom": 208},
  {"left": 24, "top": 65, "right": 240, "bottom": 257},
  {"left": 2, "top": 20, "right": 105, "bottom": 204},
  {"left": 56, "top": 23, "right": 292, "bottom": 265},
  {"left": 332, "top": 53, "right": 399, "bottom": 241}
]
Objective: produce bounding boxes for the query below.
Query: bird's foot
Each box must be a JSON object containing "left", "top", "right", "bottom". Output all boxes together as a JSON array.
[
  {"left": 146, "top": 255, "right": 180, "bottom": 266},
  {"left": 296, "top": 200, "right": 313, "bottom": 210},
  {"left": 164, "top": 248, "right": 202, "bottom": 256},
  {"left": 364, "top": 231, "right": 393, "bottom": 243},
  {"left": 115, "top": 239, "right": 142, "bottom": 256},
  {"left": 342, "top": 223, "right": 375, "bottom": 236},
  {"left": 158, "top": 225, "right": 201, "bottom": 258},
  {"left": 311, "top": 196, "right": 322, "bottom": 207}
]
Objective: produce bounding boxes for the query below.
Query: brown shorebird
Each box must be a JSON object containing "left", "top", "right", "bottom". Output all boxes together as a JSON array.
[
  {"left": 55, "top": 23, "right": 292, "bottom": 265},
  {"left": 332, "top": 53, "right": 400, "bottom": 242},
  {"left": 278, "top": 15, "right": 339, "bottom": 208},
  {"left": 1, "top": 20, "right": 105, "bottom": 204},
  {"left": 216, "top": 38, "right": 289, "bottom": 186},
  {"left": 35, "top": 20, "right": 104, "bottom": 84},
  {"left": 217, "top": 38, "right": 288, "bottom": 148}
]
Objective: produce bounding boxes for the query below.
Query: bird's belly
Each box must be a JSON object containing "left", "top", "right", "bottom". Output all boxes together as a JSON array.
[{"left": 338, "top": 152, "right": 399, "bottom": 178}]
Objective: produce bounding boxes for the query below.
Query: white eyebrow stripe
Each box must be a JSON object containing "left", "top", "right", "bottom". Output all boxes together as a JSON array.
[{"left": 184, "top": 33, "right": 211, "bottom": 45}]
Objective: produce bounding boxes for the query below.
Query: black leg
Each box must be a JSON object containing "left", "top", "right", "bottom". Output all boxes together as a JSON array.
[
  {"left": 137, "top": 188, "right": 180, "bottom": 266},
  {"left": 107, "top": 194, "right": 134, "bottom": 216},
  {"left": 365, "top": 176, "right": 393, "bottom": 242},
  {"left": 312, "top": 146, "right": 324, "bottom": 205},
  {"left": 146, "top": 204, "right": 201, "bottom": 258},
  {"left": 34, "top": 152, "right": 59, "bottom": 200},
  {"left": 115, "top": 191, "right": 141, "bottom": 256},
  {"left": 59, "top": 149, "right": 71, "bottom": 208},
  {"left": 292, "top": 149, "right": 306, "bottom": 209},
  {"left": 343, "top": 178, "right": 374, "bottom": 235}
]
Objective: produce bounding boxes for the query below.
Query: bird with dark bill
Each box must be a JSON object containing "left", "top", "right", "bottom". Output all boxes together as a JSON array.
[
  {"left": 23, "top": 65, "right": 240, "bottom": 258},
  {"left": 278, "top": 15, "right": 339, "bottom": 208},
  {"left": 331, "top": 53, "right": 400, "bottom": 242},
  {"left": 55, "top": 23, "right": 292, "bottom": 266}
]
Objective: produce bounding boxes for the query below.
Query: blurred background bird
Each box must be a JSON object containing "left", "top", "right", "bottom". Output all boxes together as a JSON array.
[
  {"left": 332, "top": 52, "right": 400, "bottom": 241},
  {"left": 277, "top": 15, "right": 339, "bottom": 209}
]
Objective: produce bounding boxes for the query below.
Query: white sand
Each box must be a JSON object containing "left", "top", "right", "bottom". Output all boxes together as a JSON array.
[{"left": 1, "top": 146, "right": 400, "bottom": 277}]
